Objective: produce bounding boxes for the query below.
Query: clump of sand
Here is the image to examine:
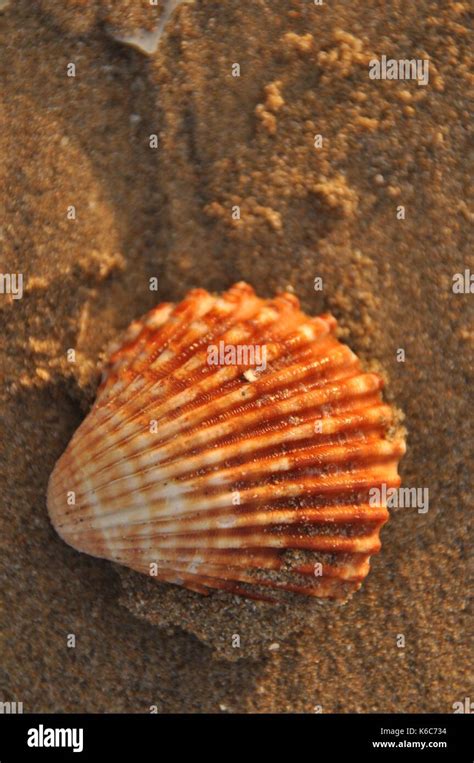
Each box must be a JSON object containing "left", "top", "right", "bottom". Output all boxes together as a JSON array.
[{"left": 119, "top": 567, "right": 342, "bottom": 661}]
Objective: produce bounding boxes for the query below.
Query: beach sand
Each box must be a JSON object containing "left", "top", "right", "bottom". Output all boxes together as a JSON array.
[{"left": 0, "top": 0, "right": 472, "bottom": 710}]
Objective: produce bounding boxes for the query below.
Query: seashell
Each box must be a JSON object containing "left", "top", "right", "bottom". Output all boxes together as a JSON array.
[
  {"left": 108, "top": 0, "right": 192, "bottom": 56},
  {"left": 47, "top": 282, "right": 406, "bottom": 603}
]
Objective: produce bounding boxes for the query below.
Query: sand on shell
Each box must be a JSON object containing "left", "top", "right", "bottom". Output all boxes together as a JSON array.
[{"left": 119, "top": 568, "right": 346, "bottom": 662}]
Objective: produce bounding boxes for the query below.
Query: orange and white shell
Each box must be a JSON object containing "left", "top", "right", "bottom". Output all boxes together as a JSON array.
[{"left": 47, "top": 282, "right": 405, "bottom": 603}]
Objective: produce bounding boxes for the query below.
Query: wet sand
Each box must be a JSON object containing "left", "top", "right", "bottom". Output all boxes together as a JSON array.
[{"left": 0, "top": 0, "right": 472, "bottom": 711}]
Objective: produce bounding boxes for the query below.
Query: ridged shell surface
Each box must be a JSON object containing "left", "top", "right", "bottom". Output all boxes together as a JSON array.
[{"left": 47, "top": 282, "right": 405, "bottom": 603}]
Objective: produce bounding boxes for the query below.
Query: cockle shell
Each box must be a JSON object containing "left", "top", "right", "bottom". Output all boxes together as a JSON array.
[{"left": 47, "top": 282, "right": 405, "bottom": 603}]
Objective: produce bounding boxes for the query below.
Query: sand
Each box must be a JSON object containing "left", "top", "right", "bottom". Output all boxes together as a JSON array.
[{"left": 0, "top": 0, "right": 472, "bottom": 711}]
